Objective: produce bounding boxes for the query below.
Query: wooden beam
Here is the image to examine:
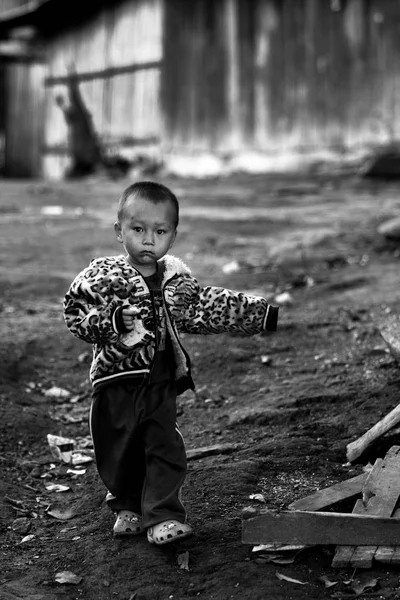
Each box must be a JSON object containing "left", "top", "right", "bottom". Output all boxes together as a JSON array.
[
  {"left": 242, "top": 510, "right": 400, "bottom": 546},
  {"left": 42, "top": 136, "right": 160, "bottom": 155},
  {"left": 45, "top": 61, "right": 162, "bottom": 86},
  {"left": 288, "top": 473, "right": 366, "bottom": 512}
]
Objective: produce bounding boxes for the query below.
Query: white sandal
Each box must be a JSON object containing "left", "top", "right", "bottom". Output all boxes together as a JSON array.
[
  {"left": 147, "top": 520, "right": 193, "bottom": 545},
  {"left": 113, "top": 510, "right": 144, "bottom": 537}
]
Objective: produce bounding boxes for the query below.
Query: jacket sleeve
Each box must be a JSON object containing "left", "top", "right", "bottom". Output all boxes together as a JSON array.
[
  {"left": 63, "top": 265, "right": 122, "bottom": 345},
  {"left": 174, "top": 276, "right": 278, "bottom": 335}
]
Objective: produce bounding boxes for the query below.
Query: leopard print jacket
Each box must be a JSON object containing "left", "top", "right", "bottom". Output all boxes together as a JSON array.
[{"left": 63, "top": 254, "right": 278, "bottom": 393}]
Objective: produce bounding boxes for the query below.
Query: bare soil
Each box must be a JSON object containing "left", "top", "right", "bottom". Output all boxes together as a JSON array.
[{"left": 2, "top": 173, "right": 400, "bottom": 600}]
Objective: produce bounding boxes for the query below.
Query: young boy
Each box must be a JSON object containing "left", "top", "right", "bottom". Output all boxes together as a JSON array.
[{"left": 63, "top": 181, "right": 278, "bottom": 546}]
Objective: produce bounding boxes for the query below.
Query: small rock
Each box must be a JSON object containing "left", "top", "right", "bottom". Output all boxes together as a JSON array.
[
  {"left": 378, "top": 217, "right": 400, "bottom": 240},
  {"left": 274, "top": 291, "right": 294, "bottom": 306},
  {"left": 12, "top": 517, "right": 31, "bottom": 535}
]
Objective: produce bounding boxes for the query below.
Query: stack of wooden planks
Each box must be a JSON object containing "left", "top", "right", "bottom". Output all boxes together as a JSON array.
[{"left": 242, "top": 446, "right": 400, "bottom": 568}]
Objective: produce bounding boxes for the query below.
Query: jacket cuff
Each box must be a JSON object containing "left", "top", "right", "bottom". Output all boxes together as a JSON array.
[
  {"left": 112, "top": 306, "right": 129, "bottom": 334},
  {"left": 264, "top": 304, "right": 279, "bottom": 331}
]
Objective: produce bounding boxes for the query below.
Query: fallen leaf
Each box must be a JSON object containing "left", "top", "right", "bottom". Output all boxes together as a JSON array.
[
  {"left": 177, "top": 551, "right": 189, "bottom": 571},
  {"left": 352, "top": 578, "right": 379, "bottom": 596},
  {"left": 276, "top": 572, "right": 307, "bottom": 585},
  {"left": 249, "top": 493, "right": 266, "bottom": 503},
  {"left": 20, "top": 534, "right": 35, "bottom": 543},
  {"left": 331, "top": 578, "right": 379, "bottom": 599},
  {"left": 47, "top": 506, "right": 75, "bottom": 520},
  {"left": 54, "top": 571, "right": 82, "bottom": 585},
  {"left": 271, "top": 557, "right": 295, "bottom": 565},
  {"left": 318, "top": 575, "right": 338, "bottom": 588}
]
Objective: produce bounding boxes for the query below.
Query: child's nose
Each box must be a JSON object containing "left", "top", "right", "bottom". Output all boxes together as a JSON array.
[{"left": 143, "top": 231, "right": 155, "bottom": 245}]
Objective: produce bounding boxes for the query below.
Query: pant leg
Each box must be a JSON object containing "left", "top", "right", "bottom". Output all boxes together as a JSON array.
[
  {"left": 140, "top": 380, "right": 187, "bottom": 528},
  {"left": 90, "top": 380, "right": 145, "bottom": 514}
]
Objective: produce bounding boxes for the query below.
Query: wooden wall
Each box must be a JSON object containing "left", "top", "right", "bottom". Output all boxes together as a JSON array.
[
  {"left": 37, "top": 0, "right": 400, "bottom": 178},
  {"left": 43, "top": 0, "right": 162, "bottom": 179},
  {"left": 162, "top": 0, "right": 400, "bottom": 156}
]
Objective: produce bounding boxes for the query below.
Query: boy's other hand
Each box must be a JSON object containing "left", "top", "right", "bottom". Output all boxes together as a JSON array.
[{"left": 122, "top": 306, "right": 140, "bottom": 331}]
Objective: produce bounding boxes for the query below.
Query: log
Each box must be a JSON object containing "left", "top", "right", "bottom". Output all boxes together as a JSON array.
[
  {"left": 242, "top": 510, "right": 400, "bottom": 546},
  {"left": 346, "top": 405, "right": 400, "bottom": 463}
]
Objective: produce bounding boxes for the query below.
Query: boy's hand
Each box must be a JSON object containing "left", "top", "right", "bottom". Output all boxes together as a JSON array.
[{"left": 122, "top": 306, "right": 140, "bottom": 331}]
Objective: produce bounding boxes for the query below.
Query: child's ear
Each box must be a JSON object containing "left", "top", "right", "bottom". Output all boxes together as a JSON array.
[{"left": 114, "top": 221, "right": 123, "bottom": 243}]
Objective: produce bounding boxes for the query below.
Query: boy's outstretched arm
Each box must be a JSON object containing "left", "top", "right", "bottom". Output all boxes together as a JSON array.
[{"left": 175, "top": 279, "right": 278, "bottom": 335}]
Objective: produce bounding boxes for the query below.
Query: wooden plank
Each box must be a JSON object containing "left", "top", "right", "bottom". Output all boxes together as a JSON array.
[
  {"left": 331, "top": 545, "right": 356, "bottom": 569},
  {"left": 373, "top": 507, "right": 400, "bottom": 566},
  {"left": 242, "top": 510, "right": 400, "bottom": 546},
  {"left": 288, "top": 473, "right": 366, "bottom": 512},
  {"left": 45, "top": 61, "right": 162, "bottom": 86},
  {"left": 347, "top": 404, "right": 400, "bottom": 463},
  {"left": 333, "top": 447, "right": 400, "bottom": 568}
]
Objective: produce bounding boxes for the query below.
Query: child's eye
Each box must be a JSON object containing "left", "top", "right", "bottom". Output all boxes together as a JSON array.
[
  {"left": 133, "top": 227, "right": 143, "bottom": 233},
  {"left": 157, "top": 229, "right": 166, "bottom": 235}
]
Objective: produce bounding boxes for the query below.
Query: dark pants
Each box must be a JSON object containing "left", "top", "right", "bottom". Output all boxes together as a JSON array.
[{"left": 90, "top": 379, "right": 187, "bottom": 528}]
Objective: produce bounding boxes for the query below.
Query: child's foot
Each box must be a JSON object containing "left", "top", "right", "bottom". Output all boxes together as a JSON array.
[
  {"left": 113, "top": 510, "right": 144, "bottom": 537},
  {"left": 147, "top": 520, "right": 193, "bottom": 545}
]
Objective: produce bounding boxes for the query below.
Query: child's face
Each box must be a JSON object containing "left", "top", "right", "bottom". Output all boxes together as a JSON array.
[{"left": 114, "top": 195, "right": 177, "bottom": 274}]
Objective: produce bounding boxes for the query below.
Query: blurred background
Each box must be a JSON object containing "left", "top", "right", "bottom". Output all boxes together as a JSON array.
[{"left": 0, "top": 0, "right": 397, "bottom": 181}]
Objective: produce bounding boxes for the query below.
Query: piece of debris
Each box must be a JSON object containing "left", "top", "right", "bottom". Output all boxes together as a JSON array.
[
  {"left": 44, "top": 386, "right": 71, "bottom": 399},
  {"left": 275, "top": 572, "right": 307, "bottom": 585},
  {"left": 249, "top": 493, "right": 266, "bottom": 503},
  {"left": 71, "top": 452, "right": 93, "bottom": 465},
  {"left": 243, "top": 446, "right": 400, "bottom": 569},
  {"left": 222, "top": 260, "right": 240, "bottom": 274},
  {"left": 54, "top": 571, "right": 83, "bottom": 585},
  {"left": 45, "top": 484, "right": 70, "bottom": 493},
  {"left": 273, "top": 292, "right": 293, "bottom": 306},
  {"left": 317, "top": 575, "right": 338, "bottom": 588},
  {"left": 41, "top": 205, "right": 64, "bottom": 216},
  {"left": 186, "top": 443, "right": 241, "bottom": 460},
  {"left": 47, "top": 506, "right": 75, "bottom": 520},
  {"left": 77, "top": 351, "right": 91, "bottom": 363},
  {"left": 20, "top": 534, "right": 35, "bottom": 544},
  {"left": 177, "top": 551, "right": 189, "bottom": 571},
  {"left": 333, "top": 446, "right": 400, "bottom": 568},
  {"left": 260, "top": 355, "right": 272, "bottom": 365},
  {"left": 252, "top": 544, "right": 306, "bottom": 553},
  {"left": 47, "top": 434, "right": 75, "bottom": 463}
]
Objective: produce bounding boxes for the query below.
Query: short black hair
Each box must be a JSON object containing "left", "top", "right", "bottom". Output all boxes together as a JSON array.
[{"left": 117, "top": 181, "right": 179, "bottom": 227}]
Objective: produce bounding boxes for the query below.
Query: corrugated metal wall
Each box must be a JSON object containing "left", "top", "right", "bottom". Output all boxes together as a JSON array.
[{"left": 43, "top": 0, "right": 162, "bottom": 179}]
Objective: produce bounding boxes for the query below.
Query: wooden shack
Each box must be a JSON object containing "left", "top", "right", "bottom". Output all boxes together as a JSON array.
[{"left": 0, "top": 0, "right": 399, "bottom": 179}]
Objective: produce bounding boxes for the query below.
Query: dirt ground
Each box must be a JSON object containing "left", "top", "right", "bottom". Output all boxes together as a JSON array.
[{"left": 2, "top": 172, "right": 400, "bottom": 600}]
